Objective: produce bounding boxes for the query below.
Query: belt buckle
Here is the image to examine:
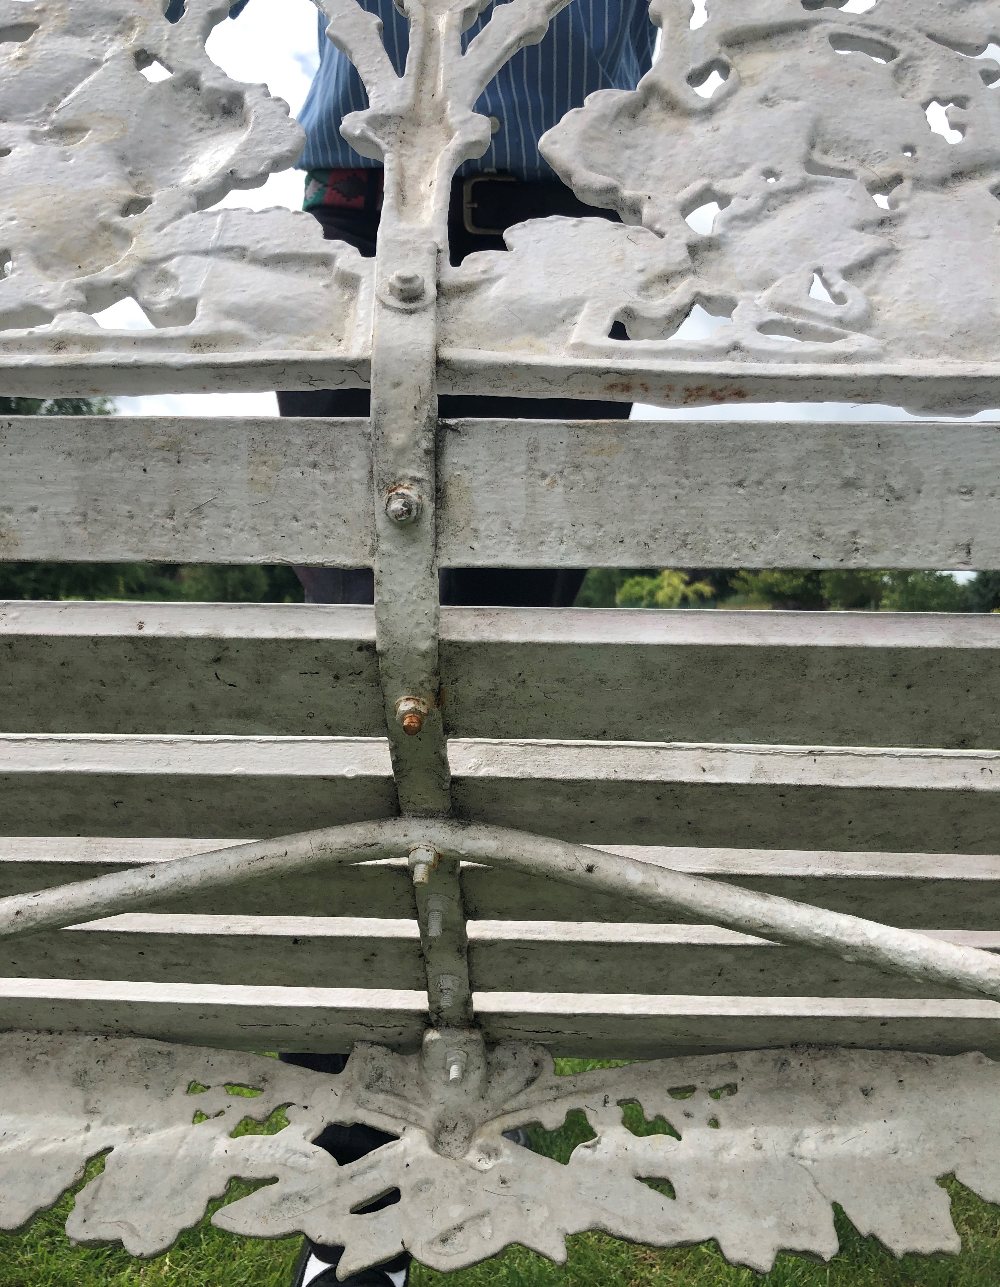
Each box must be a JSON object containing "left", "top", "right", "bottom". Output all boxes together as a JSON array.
[{"left": 462, "top": 174, "right": 517, "bottom": 236}]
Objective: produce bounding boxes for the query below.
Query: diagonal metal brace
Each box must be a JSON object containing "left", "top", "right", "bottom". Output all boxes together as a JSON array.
[{"left": 3, "top": 819, "right": 1000, "bottom": 1006}]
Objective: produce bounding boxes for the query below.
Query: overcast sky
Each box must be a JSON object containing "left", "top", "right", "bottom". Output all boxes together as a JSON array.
[{"left": 116, "top": 2, "right": 996, "bottom": 427}]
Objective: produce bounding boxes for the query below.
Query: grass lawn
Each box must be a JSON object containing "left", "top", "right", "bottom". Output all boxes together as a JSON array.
[{"left": 3, "top": 1062, "right": 998, "bottom": 1287}]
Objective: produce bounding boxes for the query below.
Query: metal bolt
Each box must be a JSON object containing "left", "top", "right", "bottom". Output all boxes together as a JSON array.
[
  {"left": 447, "top": 1051, "right": 467, "bottom": 1084},
  {"left": 427, "top": 908, "right": 444, "bottom": 939},
  {"left": 388, "top": 270, "right": 425, "bottom": 303},
  {"left": 395, "top": 695, "right": 428, "bottom": 736},
  {"left": 385, "top": 485, "right": 421, "bottom": 525}
]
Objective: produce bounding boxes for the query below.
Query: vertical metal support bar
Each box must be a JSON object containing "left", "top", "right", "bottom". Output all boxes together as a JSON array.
[
  {"left": 410, "top": 845, "right": 473, "bottom": 1027},
  {"left": 369, "top": 232, "right": 450, "bottom": 817}
]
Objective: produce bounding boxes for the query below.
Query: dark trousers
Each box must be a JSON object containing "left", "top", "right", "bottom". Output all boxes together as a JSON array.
[
  {"left": 280, "top": 177, "right": 631, "bottom": 1271},
  {"left": 279, "top": 178, "right": 632, "bottom": 609}
]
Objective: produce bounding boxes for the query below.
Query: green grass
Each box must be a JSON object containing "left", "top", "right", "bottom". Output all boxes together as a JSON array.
[{"left": 3, "top": 1063, "right": 999, "bottom": 1286}]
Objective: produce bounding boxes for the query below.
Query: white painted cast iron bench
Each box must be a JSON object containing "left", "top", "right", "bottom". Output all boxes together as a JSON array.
[{"left": 3, "top": 0, "right": 1000, "bottom": 1275}]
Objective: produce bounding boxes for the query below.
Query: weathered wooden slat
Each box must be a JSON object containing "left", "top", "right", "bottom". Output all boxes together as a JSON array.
[
  {"left": 438, "top": 418, "right": 1000, "bottom": 569},
  {"left": 4, "top": 841, "right": 1000, "bottom": 928},
  {"left": 0, "top": 980, "right": 997, "bottom": 1058},
  {"left": 9, "top": 603, "right": 1000, "bottom": 748},
  {"left": 468, "top": 925, "right": 1000, "bottom": 999},
  {"left": 475, "top": 994, "right": 1000, "bottom": 1060},
  {"left": 451, "top": 742, "right": 1000, "bottom": 853},
  {"left": 1, "top": 916, "right": 422, "bottom": 988},
  {"left": 442, "top": 608, "right": 1000, "bottom": 748},
  {"left": 3, "top": 737, "right": 1000, "bottom": 850},
  {"left": 0, "top": 416, "right": 372, "bottom": 565},
  {"left": 0, "top": 979, "right": 425, "bottom": 1051},
  {"left": 10, "top": 603, "right": 1000, "bottom": 749},
  {"left": 10, "top": 416, "right": 1000, "bottom": 571},
  {"left": 0, "top": 737, "right": 396, "bottom": 838},
  {"left": 0, "top": 602, "right": 382, "bottom": 736},
  {"left": 10, "top": 914, "right": 996, "bottom": 1000}
]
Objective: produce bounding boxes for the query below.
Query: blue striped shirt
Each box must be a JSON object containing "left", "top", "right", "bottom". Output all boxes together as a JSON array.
[{"left": 300, "top": 1, "right": 655, "bottom": 180}]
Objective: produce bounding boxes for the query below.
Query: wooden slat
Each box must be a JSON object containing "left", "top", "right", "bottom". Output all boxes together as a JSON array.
[
  {"left": 451, "top": 741, "right": 1000, "bottom": 852},
  {"left": 0, "top": 980, "right": 997, "bottom": 1058},
  {"left": 0, "top": 979, "right": 425, "bottom": 1051},
  {"left": 0, "top": 737, "right": 396, "bottom": 837},
  {"left": 6, "top": 603, "right": 998, "bottom": 748},
  {"left": 442, "top": 608, "right": 1000, "bottom": 748},
  {"left": 2, "top": 840, "right": 1000, "bottom": 929},
  {"left": 438, "top": 418, "right": 1000, "bottom": 569},
  {"left": 3, "top": 737, "right": 1000, "bottom": 850},
  {"left": 6, "top": 915, "right": 998, "bottom": 1001},
  {"left": 0, "top": 416, "right": 371, "bottom": 565},
  {"left": 468, "top": 924, "right": 1000, "bottom": 999},
  {"left": 0, "top": 602, "right": 382, "bottom": 736},
  {"left": 1, "top": 916, "right": 422, "bottom": 988},
  {"left": 475, "top": 994, "right": 1000, "bottom": 1060}
]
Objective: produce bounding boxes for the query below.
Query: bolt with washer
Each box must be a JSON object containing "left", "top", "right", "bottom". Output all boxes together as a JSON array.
[
  {"left": 388, "top": 270, "right": 426, "bottom": 303},
  {"left": 396, "top": 695, "right": 429, "bottom": 736},
  {"left": 385, "top": 485, "right": 422, "bottom": 525}
]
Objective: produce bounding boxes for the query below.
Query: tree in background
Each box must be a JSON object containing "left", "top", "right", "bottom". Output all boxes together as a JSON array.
[
  {"left": 0, "top": 397, "right": 302, "bottom": 603},
  {"left": 577, "top": 565, "right": 981, "bottom": 613}
]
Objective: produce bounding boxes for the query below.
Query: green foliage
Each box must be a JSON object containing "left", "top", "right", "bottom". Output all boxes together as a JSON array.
[
  {"left": 967, "top": 571, "right": 1000, "bottom": 614},
  {"left": 575, "top": 568, "right": 647, "bottom": 607},
  {"left": 609, "top": 568, "right": 975, "bottom": 614},
  {"left": 0, "top": 396, "right": 114, "bottom": 417},
  {"left": 880, "top": 571, "right": 972, "bottom": 613},
  {"left": 729, "top": 570, "right": 827, "bottom": 610},
  {"left": 616, "top": 569, "right": 713, "bottom": 609}
]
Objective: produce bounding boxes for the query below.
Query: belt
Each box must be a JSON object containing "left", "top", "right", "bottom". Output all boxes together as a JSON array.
[{"left": 305, "top": 168, "right": 605, "bottom": 236}]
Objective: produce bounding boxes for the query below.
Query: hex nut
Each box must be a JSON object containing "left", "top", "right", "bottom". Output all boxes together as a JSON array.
[
  {"left": 388, "top": 270, "right": 425, "bottom": 303},
  {"left": 385, "top": 486, "right": 422, "bottom": 525},
  {"left": 396, "top": 695, "right": 429, "bottom": 736}
]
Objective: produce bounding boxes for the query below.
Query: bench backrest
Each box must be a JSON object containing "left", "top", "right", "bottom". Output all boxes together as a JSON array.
[{"left": 2, "top": 0, "right": 1000, "bottom": 1067}]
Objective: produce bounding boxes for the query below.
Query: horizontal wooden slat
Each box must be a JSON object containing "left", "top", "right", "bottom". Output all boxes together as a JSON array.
[
  {"left": 475, "top": 994, "right": 1000, "bottom": 1060},
  {"left": 438, "top": 418, "right": 1000, "bottom": 569},
  {"left": 10, "top": 416, "right": 1000, "bottom": 571},
  {"left": 468, "top": 925, "right": 1000, "bottom": 999},
  {"left": 0, "top": 416, "right": 371, "bottom": 565},
  {"left": 0, "top": 736, "right": 396, "bottom": 837},
  {"left": 451, "top": 741, "right": 1000, "bottom": 852},
  {"left": 3, "top": 737, "right": 1000, "bottom": 850},
  {"left": 0, "top": 602, "right": 382, "bottom": 736},
  {"left": 9, "top": 914, "right": 995, "bottom": 1001},
  {"left": 0, "top": 979, "right": 425, "bottom": 1051},
  {"left": 2, "top": 840, "right": 1000, "bottom": 929},
  {"left": 442, "top": 608, "right": 1000, "bottom": 747},
  {"left": 0, "top": 980, "right": 998, "bottom": 1058},
  {"left": 10, "top": 604, "right": 1000, "bottom": 747},
  {"left": 1, "top": 916, "right": 422, "bottom": 988}
]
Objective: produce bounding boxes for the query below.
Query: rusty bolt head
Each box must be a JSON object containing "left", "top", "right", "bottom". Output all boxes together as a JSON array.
[
  {"left": 396, "top": 696, "right": 429, "bottom": 736},
  {"left": 385, "top": 485, "right": 421, "bottom": 525},
  {"left": 388, "top": 270, "right": 425, "bottom": 303}
]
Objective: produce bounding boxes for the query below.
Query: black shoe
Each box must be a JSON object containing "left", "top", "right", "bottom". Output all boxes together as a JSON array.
[{"left": 291, "top": 1240, "right": 410, "bottom": 1287}]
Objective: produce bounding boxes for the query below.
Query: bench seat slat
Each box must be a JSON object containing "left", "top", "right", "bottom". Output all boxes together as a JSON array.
[
  {"left": 2, "top": 842, "right": 999, "bottom": 927},
  {"left": 5, "top": 916, "right": 997, "bottom": 1000},
  {"left": 0, "top": 916, "right": 423, "bottom": 989},
  {"left": 0, "top": 980, "right": 997, "bottom": 1059},
  {"left": 3, "top": 737, "right": 1000, "bottom": 850},
  {"left": 0, "top": 417, "right": 372, "bottom": 565},
  {"left": 5, "top": 602, "right": 998, "bottom": 748},
  {"left": 439, "top": 418, "right": 1000, "bottom": 570}
]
